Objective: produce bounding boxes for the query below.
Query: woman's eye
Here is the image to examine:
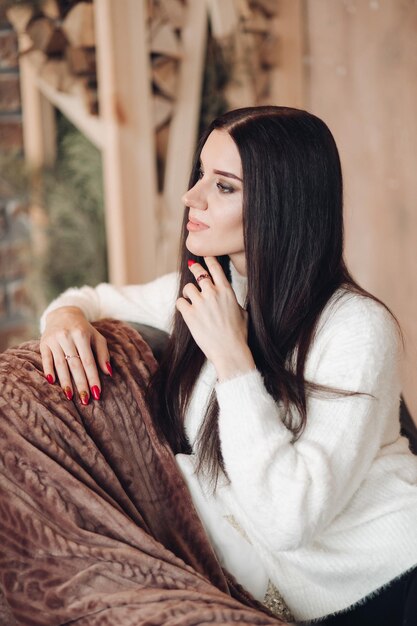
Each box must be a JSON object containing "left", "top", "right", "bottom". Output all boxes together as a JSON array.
[{"left": 217, "top": 182, "right": 234, "bottom": 194}]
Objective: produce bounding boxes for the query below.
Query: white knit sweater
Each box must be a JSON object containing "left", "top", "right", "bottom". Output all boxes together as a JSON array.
[{"left": 40, "top": 265, "right": 417, "bottom": 622}]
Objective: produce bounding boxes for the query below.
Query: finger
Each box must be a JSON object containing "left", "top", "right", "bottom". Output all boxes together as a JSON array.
[
  {"left": 48, "top": 342, "right": 76, "bottom": 402},
  {"left": 176, "top": 297, "right": 192, "bottom": 316},
  {"left": 187, "top": 260, "right": 213, "bottom": 288},
  {"left": 92, "top": 330, "right": 112, "bottom": 377},
  {"left": 182, "top": 282, "right": 201, "bottom": 302},
  {"left": 204, "top": 256, "right": 230, "bottom": 287},
  {"left": 55, "top": 336, "right": 90, "bottom": 404},
  {"left": 73, "top": 339, "right": 102, "bottom": 401},
  {"left": 40, "top": 342, "right": 56, "bottom": 385}
]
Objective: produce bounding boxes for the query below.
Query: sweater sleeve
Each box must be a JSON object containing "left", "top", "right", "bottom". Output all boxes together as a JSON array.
[
  {"left": 215, "top": 294, "right": 403, "bottom": 552},
  {"left": 39, "top": 272, "right": 179, "bottom": 334}
]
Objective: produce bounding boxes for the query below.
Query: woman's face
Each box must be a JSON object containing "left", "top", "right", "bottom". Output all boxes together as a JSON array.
[{"left": 182, "top": 130, "right": 246, "bottom": 275}]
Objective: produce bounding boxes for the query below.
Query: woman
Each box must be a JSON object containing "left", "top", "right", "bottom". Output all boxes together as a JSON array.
[{"left": 39, "top": 106, "right": 417, "bottom": 624}]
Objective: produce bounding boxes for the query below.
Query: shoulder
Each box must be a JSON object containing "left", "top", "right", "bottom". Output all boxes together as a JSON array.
[
  {"left": 307, "top": 288, "right": 403, "bottom": 388},
  {"left": 317, "top": 287, "right": 400, "bottom": 347}
]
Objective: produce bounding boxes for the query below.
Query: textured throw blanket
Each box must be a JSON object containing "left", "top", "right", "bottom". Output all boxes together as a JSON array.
[{"left": 0, "top": 320, "right": 289, "bottom": 626}]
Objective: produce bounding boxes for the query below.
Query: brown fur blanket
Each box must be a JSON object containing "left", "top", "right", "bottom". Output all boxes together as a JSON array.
[{"left": 0, "top": 320, "right": 288, "bottom": 626}]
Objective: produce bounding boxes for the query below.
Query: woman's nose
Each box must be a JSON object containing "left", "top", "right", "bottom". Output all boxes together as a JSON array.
[{"left": 182, "top": 181, "right": 207, "bottom": 210}]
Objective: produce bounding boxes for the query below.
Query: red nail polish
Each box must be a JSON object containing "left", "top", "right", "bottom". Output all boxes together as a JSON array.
[
  {"left": 64, "top": 386, "right": 73, "bottom": 401},
  {"left": 106, "top": 361, "right": 113, "bottom": 377},
  {"left": 80, "top": 391, "right": 89, "bottom": 406},
  {"left": 46, "top": 374, "right": 54, "bottom": 384},
  {"left": 91, "top": 385, "right": 101, "bottom": 401},
  {"left": 187, "top": 259, "right": 196, "bottom": 267}
]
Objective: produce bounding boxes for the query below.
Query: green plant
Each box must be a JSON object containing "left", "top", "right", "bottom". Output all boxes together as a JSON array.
[{"left": 40, "top": 112, "right": 107, "bottom": 302}]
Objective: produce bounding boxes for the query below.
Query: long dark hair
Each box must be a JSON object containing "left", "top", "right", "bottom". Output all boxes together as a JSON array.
[{"left": 148, "top": 106, "right": 398, "bottom": 486}]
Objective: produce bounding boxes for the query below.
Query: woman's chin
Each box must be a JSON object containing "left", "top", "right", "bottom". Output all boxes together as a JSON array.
[{"left": 185, "top": 238, "right": 210, "bottom": 257}]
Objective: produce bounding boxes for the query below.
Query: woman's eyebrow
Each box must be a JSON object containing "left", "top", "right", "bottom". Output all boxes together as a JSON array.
[{"left": 213, "top": 169, "right": 243, "bottom": 182}]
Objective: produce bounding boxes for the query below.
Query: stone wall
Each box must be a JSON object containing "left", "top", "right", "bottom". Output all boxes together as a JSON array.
[{"left": 0, "top": 6, "right": 31, "bottom": 351}]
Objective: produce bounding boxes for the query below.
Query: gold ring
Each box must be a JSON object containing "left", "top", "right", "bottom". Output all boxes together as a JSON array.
[{"left": 65, "top": 354, "right": 81, "bottom": 360}]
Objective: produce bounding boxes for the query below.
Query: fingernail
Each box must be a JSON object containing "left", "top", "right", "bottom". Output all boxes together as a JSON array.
[
  {"left": 64, "top": 386, "right": 73, "bottom": 401},
  {"left": 80, "top": 391, "right": 89, "bottom": 405},
  {"left": 91, "top": 385, "right": 101, "bottom": 401},
  {"left": 106, "top": 361, "right": 113, "bottom": 377},
  {"left": 187, "top": 259, "right": 196, "bottom": 267},
  {"left": 46, "top": 374, "right": 54, "bottom": 384}
]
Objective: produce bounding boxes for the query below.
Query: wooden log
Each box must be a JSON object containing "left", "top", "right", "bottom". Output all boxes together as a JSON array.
[
  {"left": 39, "top": 58, "right": 75, "bottom": 92},
  {"left": 68, "top": 77, "right": 98, "bottom": 115},
  {"left": 150, "top": 20, "right": 182, "bottom": 58},
  {"left": 159, "top": 0, "right": 186, "bottom": 30},
  {"left": 26, "top": 17, "right": 68, "bottom": 55},
  {"left": 153, "top": 95, "right": 173, "bottom": 129},
  {"left": 236, "top": 0, "right": 252, "bottom": 21},
  {"left": 40, "top": 0, "right": 61, "bottom": 20},
  {"left": 65, "top": 46, "right": 96, "bottom": 75},
  {"left": 254, "top": 67, "right": 270, "bottom": 100},
  {"left": 63, "top": 2, "right": 95, "bottom": 47},
  {"left": 251, "top": 0, "right": 279, "bottom": 17},
  {"left": 242, "top": 9, "right": 269, "bottom": 33},
  {"left": 152, "top": 57, "right": 178, "bottom": 99},
  {"left": 156, "top": 120, "right": 170, "bottom": 163},
  {"left": 260, "top": 32, "right": 280, "bottom": 67},
  {"left": 41, "top": 0, "right": 83, "bottom": 19},
  {"left": 19, "top": 47, "right": 47, "bottom": 72},
  {"left": 240, "top": 29, "right": 260, "bottom": 81},
  {"left": 6, "top": 4, "right": 35, "bottom": 34},
  {"left": 77, "top": 77, "right": 99, "bottom": 115},
  {"left": 223, "top": 31, "right": 256, "bottom": 109},
  {"left": 146, "top": 0, "right": 162, "bottom": 23},
  {"left": 156, "top": 121, "right": 170, "bottom": 192}
]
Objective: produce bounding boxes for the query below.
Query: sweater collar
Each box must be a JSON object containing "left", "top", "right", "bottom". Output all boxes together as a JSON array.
[{"left": 230, "top": 261, "right": 248, "bottom": 308}]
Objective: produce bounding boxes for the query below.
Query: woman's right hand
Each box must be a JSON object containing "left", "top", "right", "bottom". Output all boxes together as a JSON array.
[{"left": 40, "top": 306, "right": 112, "bottom": 404}]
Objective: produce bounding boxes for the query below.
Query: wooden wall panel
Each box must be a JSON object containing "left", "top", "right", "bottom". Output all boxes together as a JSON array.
[{"left": 304, "top": 0, "right": 417, "bottom": 419}]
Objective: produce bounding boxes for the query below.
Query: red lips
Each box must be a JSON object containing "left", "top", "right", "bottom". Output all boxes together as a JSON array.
[{"left": 188, "top": 216, "right": 209, "bottom": 227}]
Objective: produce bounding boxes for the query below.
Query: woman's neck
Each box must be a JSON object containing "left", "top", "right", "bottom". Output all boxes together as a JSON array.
[{"left": 229, "top": 253, "right": 246, "bottom": 276}]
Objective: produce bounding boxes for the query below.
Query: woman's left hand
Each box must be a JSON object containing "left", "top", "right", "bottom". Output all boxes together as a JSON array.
[{"left": 176, "top": 257, "right": 256, "bottom": 381}]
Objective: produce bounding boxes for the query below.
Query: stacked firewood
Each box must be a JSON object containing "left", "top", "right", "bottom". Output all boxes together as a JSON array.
[
  {"left": 6, "top": 0, "right": 280, "bottom": 160},
  {"left": 148, "top": 0, "right": 185, "bottom": 186},
  {"left": 149, "top": 0, "right": 184, "bottom": 129},
  {"left": 7, "top": 0, "right": 98, "bottom": 114},
  {"left": 148, "top": 0, "right": 281, "bottom": 187},
  {"left": 221, "top": 0, "right": 280, "bottom": 108}
]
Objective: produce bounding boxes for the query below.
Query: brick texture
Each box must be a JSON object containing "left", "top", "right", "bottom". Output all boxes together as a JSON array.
[
  {"left": 0, "top": 18, "right": 32, "bottom": 351},
  {"left": 0, "top": 5, "right": 9, "bottom": 30},
  {"left": 0, "top": 73, "right": 21, "bottom": 112},
  {"left": 0, "top": 30, "right": 18, "bottom": 70},
  {"left": 0, "top": 115, "right": 23, "bottom": 150}
]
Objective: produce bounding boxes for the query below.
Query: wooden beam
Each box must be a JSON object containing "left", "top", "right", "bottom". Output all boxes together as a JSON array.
[
  {"left": 161, "top": 1, "right": 208, "bottom": 274},
  {"left": 18, "top": 32, "right": 56, "bottom": 297},
  {"left": 36, "top": 74, "right": 103, "bottom": 148},
  {"left": 205, "top": 0, "right": 238, "bottom": 38},
  {"left": 18, "top": 34, "right": 56, "bottom": 169},
  {"left": 94, "top": 0, "right": 158, "bottom": 285},
  {"left": 269, "top": 0, "right": 305, "bottom": 108}
]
